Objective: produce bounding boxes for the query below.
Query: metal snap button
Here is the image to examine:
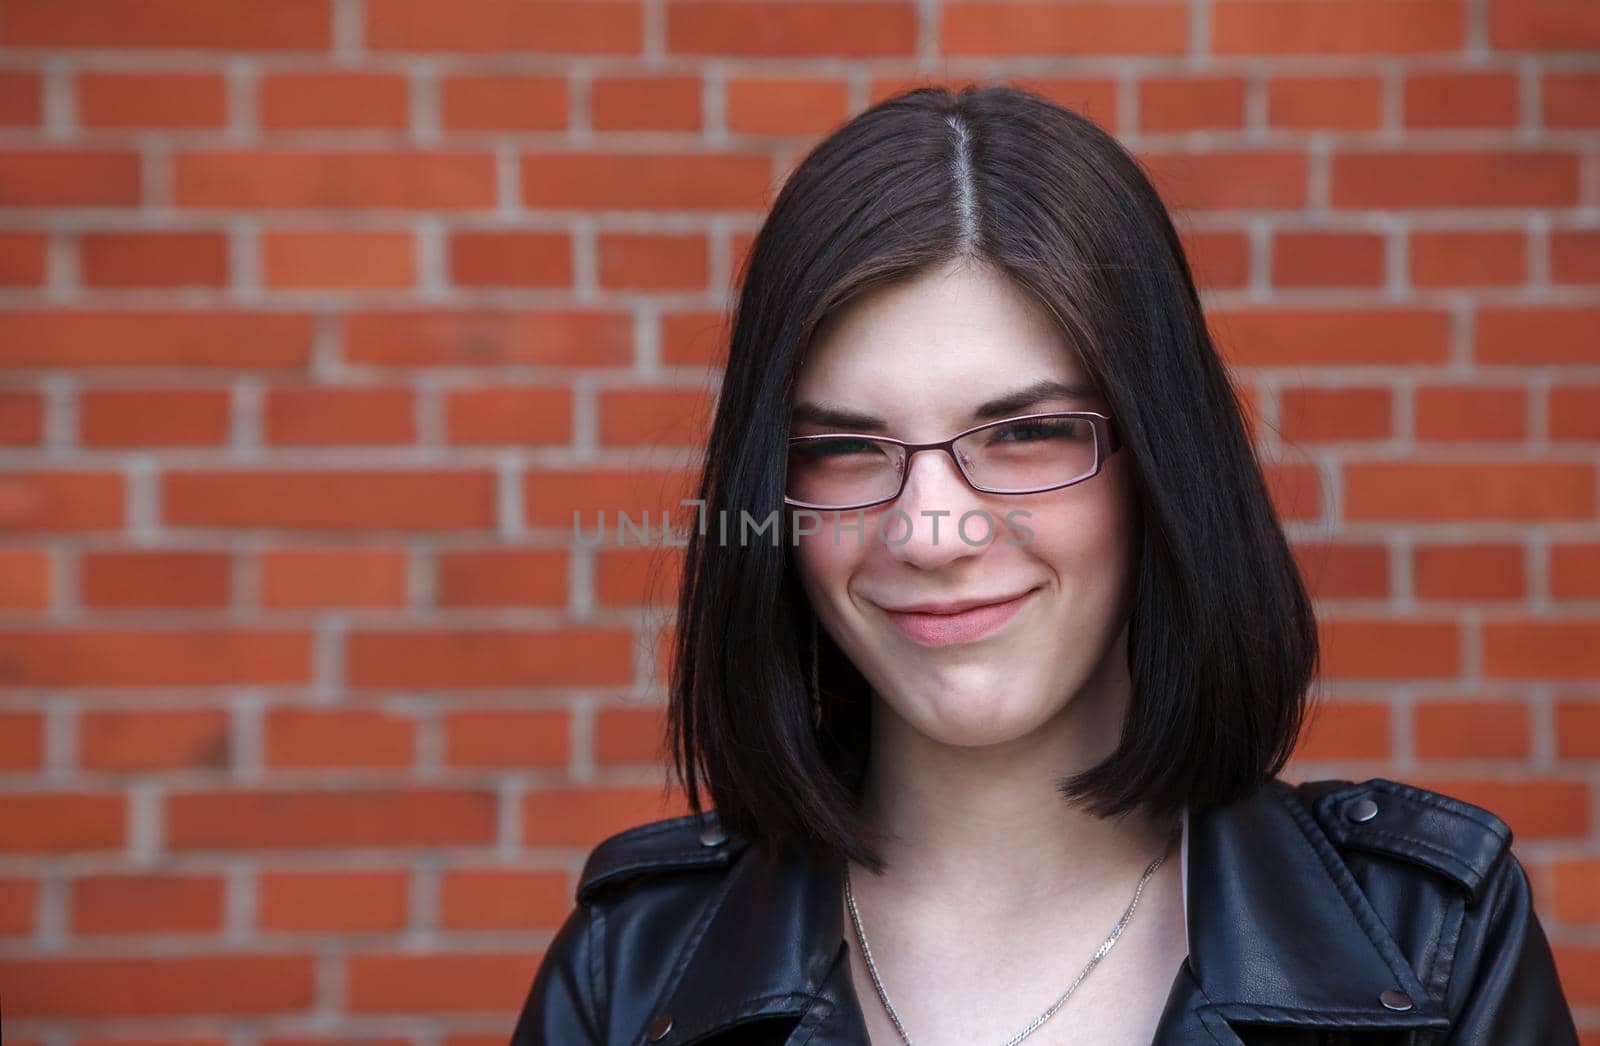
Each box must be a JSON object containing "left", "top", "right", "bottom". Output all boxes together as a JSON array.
[
  {"left": 1379, "top": 989, "right": 1414, "bottom": 1011},
  {"left": 699, "top": 821, "right": 727, "bottom": 847},
  {"left": 646, "top": 1013, "right": 674, "bottom": 1040},
  {"left": 1347, "top": 797, "right": 1379, "bottom": 823}
]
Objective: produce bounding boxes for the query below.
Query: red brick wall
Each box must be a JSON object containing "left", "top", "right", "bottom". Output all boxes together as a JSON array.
[{"left": 0, "top": 0, "right": 1597, "bottom": 1039}]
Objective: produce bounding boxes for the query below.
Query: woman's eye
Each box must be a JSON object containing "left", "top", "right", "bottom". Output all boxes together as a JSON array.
[
  {"left": 795, "top": 438, "right": 876, "bottom": 459},
  {"left": 990, "top": 419, "right": 1082, "bottom": 442}
]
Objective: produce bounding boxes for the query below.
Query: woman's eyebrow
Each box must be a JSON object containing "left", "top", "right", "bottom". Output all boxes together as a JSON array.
[{"left": 790, "top": 379, "right": 1097, "bottom": 432}]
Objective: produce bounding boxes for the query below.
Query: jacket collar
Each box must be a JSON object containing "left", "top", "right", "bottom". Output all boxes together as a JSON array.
[{"left": 655, "top": 777, "right": 1451, "bottom": 1044}]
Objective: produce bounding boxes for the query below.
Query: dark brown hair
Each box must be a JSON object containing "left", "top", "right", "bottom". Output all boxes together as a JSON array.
[{"left": 666, "top": 83, "right": 1319, "bottom": 874}]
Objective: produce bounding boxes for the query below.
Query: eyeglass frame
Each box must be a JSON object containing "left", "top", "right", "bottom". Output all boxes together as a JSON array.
[{"left": 782, "top": 410, "right": 1123, "bottom": 512}]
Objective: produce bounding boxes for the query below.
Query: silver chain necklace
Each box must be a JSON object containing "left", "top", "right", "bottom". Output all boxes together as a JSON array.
[{"left": 843, "top": 821, "right": 1182, "bottom": 1046}]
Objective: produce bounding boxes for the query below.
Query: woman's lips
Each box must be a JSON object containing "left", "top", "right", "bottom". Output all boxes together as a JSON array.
[{"left": 882, "top": 590, "right": 1034, "bottom": 647}]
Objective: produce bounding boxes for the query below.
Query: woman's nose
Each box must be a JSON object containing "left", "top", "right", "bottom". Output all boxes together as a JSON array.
[{"left": 880, "top": 448, "right": 990, "bottom": 562}]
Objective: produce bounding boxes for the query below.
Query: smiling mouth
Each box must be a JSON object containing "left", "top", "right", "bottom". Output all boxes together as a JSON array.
[{"left": 880, "top": 589, "right": 1035, "bottom": 647}]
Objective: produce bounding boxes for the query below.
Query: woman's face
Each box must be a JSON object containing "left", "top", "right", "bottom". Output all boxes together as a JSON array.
[{"left": 789, "top": 259, "right": 1140, "bottom": 751}]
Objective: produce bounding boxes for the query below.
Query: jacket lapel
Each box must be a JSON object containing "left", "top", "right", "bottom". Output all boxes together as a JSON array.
[
  {"left": 1152, "top": 777, "right": 1450, "bottom": 1043},
  {"left": 656, "top": 777, "right": 1453, "bottom": 1044}
]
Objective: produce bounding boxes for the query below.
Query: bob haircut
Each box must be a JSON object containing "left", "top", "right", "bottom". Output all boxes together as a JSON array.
[{"left": 667, "top": 83, "right": 1319, "bottom": 875}]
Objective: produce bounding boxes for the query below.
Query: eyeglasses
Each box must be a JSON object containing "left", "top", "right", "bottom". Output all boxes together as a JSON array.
[{"left": 784, "top": 411, "right": 1122, "bottom": 511}]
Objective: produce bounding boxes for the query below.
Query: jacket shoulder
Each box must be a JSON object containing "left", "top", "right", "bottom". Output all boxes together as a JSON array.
[
  {"left": 575, "top": 810, "right": 748, "bottom": 906},
  {"left": 1291, "top": 775, "right": 1513, "bottom": 905}
]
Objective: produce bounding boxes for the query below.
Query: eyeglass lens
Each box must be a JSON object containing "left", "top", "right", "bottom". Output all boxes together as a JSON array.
[{"left": 786, "top": 414, "right": 1100, "bottom": 509}]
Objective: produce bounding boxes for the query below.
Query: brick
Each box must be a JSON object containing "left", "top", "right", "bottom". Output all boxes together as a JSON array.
[
  {"left": 0, "top": 631, "right": 310, "bottom": 687},
  {"left": 1551, "top": 543, "right": 1600, "bottom": 599},
  {"left": 1344, "top": 462, "right": 1593, "bottom": 522},
  {"left": 0, "top": 0, "right": 332, "bottom": 50},
  {"left": 366, "top": 0, "right": 642, "bottom": 53},
  {"left": 261, "top": 547, "right": 410, "bottom": 608},
  {"left": 592, "top": 76, "right": 701, "bottom": 131},
  {"left": 1414, "top": 543, "right": 1525, "bottom": 601},
  {"left": 0, "top": 711, "right": 44, "bottom": 770},
  {"left": 265, "top": 708, "right": 416, "bottom": 770},
  {"left": 1278, "top": 386, "right": 1391, "bottom": 443},
  {"left": 1318, "top": 618, "right": 1460, "bottom": 679},
  {"left": 1551, "top": 388, "right": 1600, "bottom": 440},
  {"left": 526, "top": 467, "right": 697, "bottom": 530},
  {"left": 343, "top": 310, "right": 631, "bottom": 367},
  {"left": 1551, "top": 230, "right": 1600, "bottom": 284},
  {"left": 0, "top": 150, "right": 140, "bottom": 205},
  {"left": 1484, "top": 621, "right": 1600, "bottom": 680},
  {"left": 1413, "top": 385, "right": 1525, "bottom": 442},
  {"left": 0, "top": 956, "right": 316, "bottom": 1017},
  {"left": 1181, "top": 229, "right": 1250, "bottom": 290},
  {"left": 0, "top": 230, "right": 47, "bottom": 285},
  {"left": 166, "top": 789, "right": 498, "bottom": 849},
  {"left": 597, "top": 387, "right": 712, "bottom": 447},
  {"left": 523, "top": 786, "right": 691, "bottom": 847},
  {"left": 435, "top": 549, "right": 567, "bottom": 608},
  {"left": 1290, "top": 542, "right": 1389, "bottom": 600},
  {"left": 72, "top": 874, "right": 224, "bottom": 934},
  {"left": 1293, "top": 698, "right": 1392, "bottom": 760},
  {"left": 0, "top": 548, "right": 48, "bottom": 609},
  {"left": 163, "top": 469, "right": 497, "bottom": 529},
  {"left": 1413, "top": 699, "right": 1531, "bottom": 758},
  {"left": 596, "top": 233, "right": 709, "bottom": 291},
  {"left": 175, "top": 152, "right": 496, "bottom": 209},
  {"left": 260, "top": 73, "right": 408, "bottom": 130},
  {"left": 1411, "top": 230, "right": 1526, "bottom": 287},
  {"left": 661, "top": 309, "right": 730, "bottom": 366},
  {"left": 1212, "top": 0, "right": 1465, "bottom": 54},
  {"left": 440, "top": 75, "right": 566, "bottom": 131},
  {"left": 0, "top": 70, "right": 41, "bottom": 125},
  {"left": 942, "top": 2, "right": 1183, "bottom": 56},
  {"left": 726, "top": 77, "right": 850, "bottom": 135},
  {"left": 1554, "top": 700, "right": 1600, "bottom": 757},
  {"left": 348, "top": 629, "right": 635, "bottom": 688},
  {"left": 1404, "top": 72, "right": 1517, "bottom": 128},
  {"left": 77, "top": 72, "right": 226, "bottom": 128},
  {"left": 671, "top": 1, "right": 915, "bottom": 57},
  {"left": 1477, "top": 306, "right": 1600, "bottom": 365},
  {"left": 0, "top": 311, "right": 313, "bottom": 370},
  {"left": 80, "top": 387, "right": 231, "bottom": 447},
  {"left": 1139, "top": 75, "right": 1246, "bottom": 132},
  {"left": 1489, "top": 0, "right": 1600, "bottom": 50},
  {"left": 346, "top": 952, "right": 533, "bottom": 1012},
  {"left": 0, "top": 877, "right": 37, "bottom": 935},
  {"left": 1332, "top": 151, "right": 1579, "bottom": 208},
  {"left": 1267, "top": 75, "right": 1382, "bottom": 130},
  {"left": 0, "top": 794, "right": 124, "bottom": 852},
  {"left": 520, "top": 152, "right": 771, "bottom": 210},
  {"left": 82, "top": 550, "right": 232, "bottom": 608},
  {"left": 1141, "top": 151, "right": 1308, "bottom": 210},
  {"left": 0, "top": 472, "right": 123, "bottom": 531},
  {"left": 444, "top": 709, "right": 568, "bottom": 768},
  {"left": 448, "top": 232, "right": 572, "bottom": 288},
  {"left": 595, "top": 704, "right": 668, "bottom": 765},
  {"left": 1263, "top": 462, "right": 1323, "bottom": 521},
  {"left": 264, "top": 385, "right": 416, "bottom": 445},
  {"left": 0, "top": 389, "right": 44, "bottom": 443},
  {"left": 1553, "top": 857, "right": 1600, "bottom": 921},
  {"left": 439, "top": 868, "right": 567, "bottom": 929},
  {"left": 263, "top": 230, "right": 414, "bottom": 289},
  {"left": 1272, "top": 230, "right": 1385, "bottom": 287},
  {"left": 81, "top": 231, "right": 228, "bottom": 288},
  {"left": 80, "top": 708, "right": 231, "bottom": 771},
  {"left": 1211, "top": 308, "right": 1450, "bottom": 366},
  {"left": 1543, "top": 71, "right": 1600, "bottom": 129},
  {"left": 443, "top": 386, "right": 572, "bottom": 445},
  {"left": 595, "top": 546, "right": 683, "bottom": 608},
  {"left": 258, "top": 869, "right": 408, "bottom": 931}
]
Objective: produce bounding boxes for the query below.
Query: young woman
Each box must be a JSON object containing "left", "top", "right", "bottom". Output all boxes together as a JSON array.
[{"left": 513, "top": 84, "right": 1579, "bottom": 1045}]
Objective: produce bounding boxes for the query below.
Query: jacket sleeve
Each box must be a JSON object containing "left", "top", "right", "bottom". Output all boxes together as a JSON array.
[
  {"left": 1443, "top": 848, "right": 1579, "bottom": 1046},
  {"left": 510, "top": 900, "right": 606, "bottom": 1046}
]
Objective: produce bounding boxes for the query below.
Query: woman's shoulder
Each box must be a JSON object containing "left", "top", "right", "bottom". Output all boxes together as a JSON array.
[{"left": 572, "top": 809, "right": 748, "bottom": 907}]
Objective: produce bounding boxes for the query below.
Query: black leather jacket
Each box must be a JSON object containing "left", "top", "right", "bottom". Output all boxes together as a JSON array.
[{"left": 511, "top": 776, "right": 1579, "bottom": 1045}]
